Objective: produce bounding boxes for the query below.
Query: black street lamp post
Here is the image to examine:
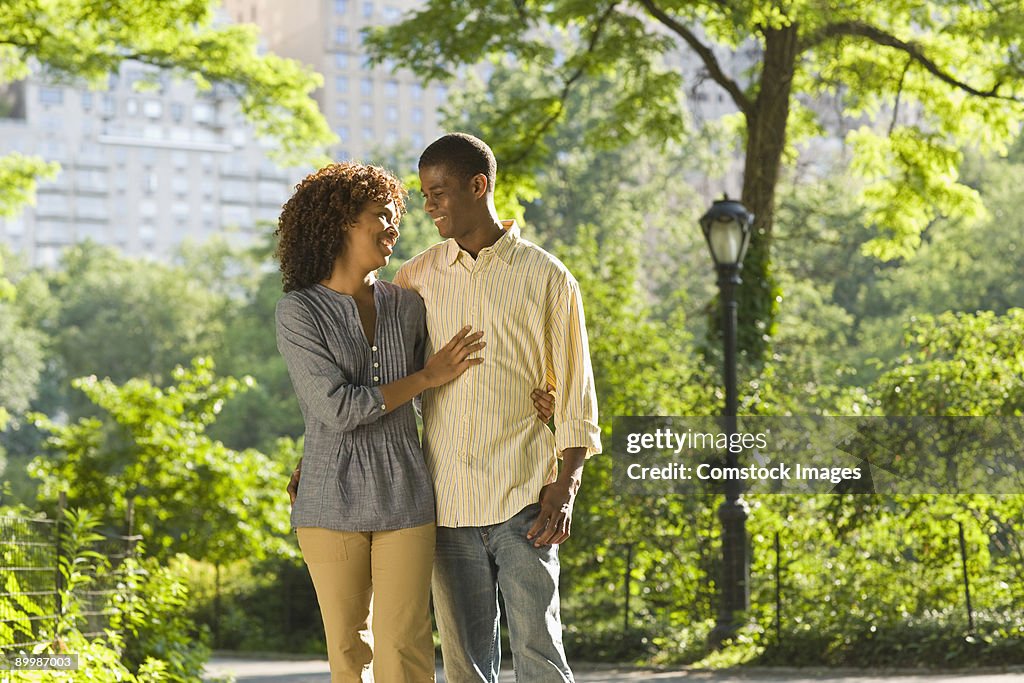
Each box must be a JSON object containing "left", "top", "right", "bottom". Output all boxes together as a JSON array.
[{"left": 700, "top": 196, "right": 754, "bottom": 647}]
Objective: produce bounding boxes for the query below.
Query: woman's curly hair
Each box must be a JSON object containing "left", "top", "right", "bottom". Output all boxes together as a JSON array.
[{"left": 274, "top": 162, "right": 407, "bottom": 292}]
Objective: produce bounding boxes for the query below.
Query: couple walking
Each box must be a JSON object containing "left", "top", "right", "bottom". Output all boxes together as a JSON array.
[{"left": 275, "top": 133, "right": 601, "bottom": 682}]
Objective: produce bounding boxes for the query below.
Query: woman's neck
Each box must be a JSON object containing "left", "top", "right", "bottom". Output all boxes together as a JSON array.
[{"left": 319, "top": 265, "right": 376, "bottom": 297}]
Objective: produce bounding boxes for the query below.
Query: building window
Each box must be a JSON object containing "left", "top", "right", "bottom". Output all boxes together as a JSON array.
[
  {"left": 39, "top": 87, "right": 63, "bottom": 105},
  {"left": 411, "top": 83, "right": 423, "bottom": 98},
  {"left": 335, "top": 76, "right": 350, "bottom": 93},
  {"left": 360, "top": 78, "right": 373, "bottom": 97},
  {"left": 335, "top": 27, "right": 348, "bottom": 45},
  {"left": 336, "top": 126, "right": 350, "bottom": 141},
  {"left": 435, "top": 84, "right": 449, "bottom": 101},
  {"left": 78, "top": 197, "right": 108, "bottom": 220},
  {"left": 362, "top": 1, "right": 374, "bottom": 18},
  {"left": 125, "top": 98, "right": 139, "bottom": 116},
  {"left": 411, "top": 107, "right": 423, "bottom": 124},
  {"left": 385, "top": 105, "right": 398, "bottom": 122},
  {"left": 193, "top": 102, "right": 214, "bottom": 123},
  {"left": 81, "top": 92, "right": 93, "bottom": 111},
  {"left": 143, "top": 100, "right": 162, "bottom": 118},
  {"left": 383, "top": 5, "right": 401, "bottom": 21},
  {"left": 222, "top": 180, "right": 249, "bottom": 202},
  {"left": 362, "top": 127, "right": 373, "bottom": 142},
  {"left": 385, "top": 80, "right": 398, "bottom": 98},
  {"left": 361, "top": 103, "right": 374, "bottom": 119},
  {"left": 335, "top": 100, "right": 349, "bottom": 117},
  {"left": 77, "top": 168, "right": 107, "bottom": 192},
  {"left": 335, "top": 53, "right": 349, "bottom": 69},
  {"left": 170, "top": 102, "right": 184, "bottom": 122},
  {"left": 334, "top": 0, "right": 348, "bottom": 13}
]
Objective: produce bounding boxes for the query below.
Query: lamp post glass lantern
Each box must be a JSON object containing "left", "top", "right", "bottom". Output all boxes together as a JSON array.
[
  {"left": 700, "top": 196, "right": 753, "bottom": 647},
  {"left": 700, "top": 197, "right": 753, "bottom": 268}
]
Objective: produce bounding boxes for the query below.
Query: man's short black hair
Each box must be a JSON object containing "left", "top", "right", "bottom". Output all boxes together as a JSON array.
[{"left": 419, "top": 132, "right": 497, "bottom": 193}]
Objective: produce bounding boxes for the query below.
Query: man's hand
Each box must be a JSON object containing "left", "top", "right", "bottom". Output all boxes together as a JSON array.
[
  {"left": 526, "top": 480, "right": 578, "bottom": 547},
  {"left": 531, "top": 384, "right": 555, "bottom": 423},
  {"left": 287, "top": 462, "right": 302, "bottom": 504}
]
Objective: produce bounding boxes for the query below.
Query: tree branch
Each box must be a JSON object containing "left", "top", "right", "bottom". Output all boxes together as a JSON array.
[
  {"left": 636, "top": 0, "right": 752, "bottom": 116},
  {"left": 505, "top": 2, "right": 619, "bottom": 166},
  {"left": 801, "top": 20, "right": 1021, "bottom": 102},
  {"left": 889, "top": 57, "right": 912, "bottom": 136}
]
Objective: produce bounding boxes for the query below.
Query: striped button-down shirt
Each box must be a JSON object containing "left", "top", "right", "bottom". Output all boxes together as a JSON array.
[{"left": 394, "top": 221, "right": 601, "bottom": 527}]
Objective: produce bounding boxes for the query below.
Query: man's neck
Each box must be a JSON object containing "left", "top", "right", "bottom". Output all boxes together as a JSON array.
[{"left": 456, "top": 218, "right": 506, "bottom": 258}]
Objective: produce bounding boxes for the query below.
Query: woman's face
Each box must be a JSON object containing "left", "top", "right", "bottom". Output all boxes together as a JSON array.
[{"left": 343, "top": 199, "right": 400, "bottom": 271}]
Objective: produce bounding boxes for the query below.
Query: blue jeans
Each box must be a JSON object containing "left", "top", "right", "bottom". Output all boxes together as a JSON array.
[{"left": 432, "top": 503, "right": 574, "bottom": 683}]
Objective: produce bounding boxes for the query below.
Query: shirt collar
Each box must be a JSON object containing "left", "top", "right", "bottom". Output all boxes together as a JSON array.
[{"left": 444, "top": 220, "right": 519, "bottom": 266}]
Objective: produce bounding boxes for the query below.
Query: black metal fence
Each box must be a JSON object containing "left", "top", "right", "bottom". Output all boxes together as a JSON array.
[
  {"left": 0, "top": 494, "right": 140, "bottom": 654},
  {"left": 563, "top": 496, "right": 1024, "bottom": 651}
]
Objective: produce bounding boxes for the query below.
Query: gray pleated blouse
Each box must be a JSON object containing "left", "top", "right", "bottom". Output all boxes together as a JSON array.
[{"left": 275, "top": 280, "right": 434, "bottom": 531}]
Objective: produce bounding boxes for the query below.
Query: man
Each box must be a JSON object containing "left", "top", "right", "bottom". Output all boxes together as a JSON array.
[{"left": 393, "top": 132, "right": 601, "bottom": 683}]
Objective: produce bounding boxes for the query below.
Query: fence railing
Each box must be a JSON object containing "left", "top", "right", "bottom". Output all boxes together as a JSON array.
[
  {"left": 563, "top": 497, "right": 1024, "bottom": 649},
  {"left": 0, "top": 494, "right": 140, "bottom": 654}
]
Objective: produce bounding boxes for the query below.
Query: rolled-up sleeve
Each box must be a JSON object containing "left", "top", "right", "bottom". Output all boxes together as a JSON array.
[
  {"left": 551, "top": 275, "right": 602, "bottom": 456},
  {"left": 276, "top": 296, "right": 386, "bottom": 431}
]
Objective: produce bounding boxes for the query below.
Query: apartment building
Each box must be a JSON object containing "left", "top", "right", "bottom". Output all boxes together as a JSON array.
[
  {"left": 223, "top": 0, "right": 448, "bottom": 161},
  {"left": 0, "top": 68, "right": 299, "bottom": 268}
]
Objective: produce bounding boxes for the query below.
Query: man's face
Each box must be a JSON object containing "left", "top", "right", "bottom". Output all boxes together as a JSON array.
[{"left": 418, "top": 164, "right": 479, "bottom": 240}]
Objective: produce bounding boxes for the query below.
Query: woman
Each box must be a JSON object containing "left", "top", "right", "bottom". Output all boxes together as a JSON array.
[{"left": 274, "top": 162, "right": 550, "bottom": 682}]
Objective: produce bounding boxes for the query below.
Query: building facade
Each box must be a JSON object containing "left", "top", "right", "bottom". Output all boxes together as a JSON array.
[
  {"left": 0, "top": 68, "right": 297, "bottom": 268},
  {"left": 223, "top": 0, "right": 449, "bottom": 161}
]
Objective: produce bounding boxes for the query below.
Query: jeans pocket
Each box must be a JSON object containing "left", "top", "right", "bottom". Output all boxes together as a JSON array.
[
  {"left": 514, "top": 502, "right": 543, "bottom": 534},
  {"left": 296, "top": 527, "right": 349, "bottom": 563}
]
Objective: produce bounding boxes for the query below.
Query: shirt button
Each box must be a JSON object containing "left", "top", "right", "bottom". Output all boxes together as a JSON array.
[
  {"left": 380, "top": 403, "right": 386, "bottom": 410},
  {"left": 373, "top": 362, "right": 379, "bottom": 368},
  {"left": 371, "top": 345, "right": 378, "bottom": 352},
  {"left": 373, "top": 376, "right": 380, "bottom": 382}
]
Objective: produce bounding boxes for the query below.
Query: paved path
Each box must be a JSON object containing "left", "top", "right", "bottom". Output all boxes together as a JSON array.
[{"left": 203, "top": 656, "right": 1024, "bottom": 682}]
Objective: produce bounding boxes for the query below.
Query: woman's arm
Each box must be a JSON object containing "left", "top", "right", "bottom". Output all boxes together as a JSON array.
[{"left": 276, "top": 296, "right": 485, "bottom": 429}]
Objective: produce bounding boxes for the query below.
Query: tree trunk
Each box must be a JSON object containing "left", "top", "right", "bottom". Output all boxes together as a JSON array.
[{"left": 739, "top": 23, "right": 800, "bottom": 360}]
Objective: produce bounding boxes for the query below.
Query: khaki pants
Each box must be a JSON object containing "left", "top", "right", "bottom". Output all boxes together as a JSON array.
[{"left": 297, "top": 523, "right": 436, "bottom": 682}]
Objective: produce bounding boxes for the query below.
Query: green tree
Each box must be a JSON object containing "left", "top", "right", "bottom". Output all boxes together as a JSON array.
[
  {"left": 0, "top": 249, "right": 44, "bottom": 434},
  {"left": 38, "top": 243, "right": 228, "bottom": 411},
  {"left": 0, "top": 249, "right": 47, "bottom": 492},
  {"left": 873, "top": 309, "right": 1024, "bottom": 417},
  {"left": 366, "top": 0, "right": 1024, "bottom": 357},
  {"left": 192, "top": 235, "right": 307, "bottom": 452},
  {"left": 0, "top": 0, "right": 334, "bottom": 214},
  {"left": 29, "top": 357, "right": 292, "bottom": 564},
  {"left": 765, "top": 140, "right": 1024, "bottom": 402}
]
